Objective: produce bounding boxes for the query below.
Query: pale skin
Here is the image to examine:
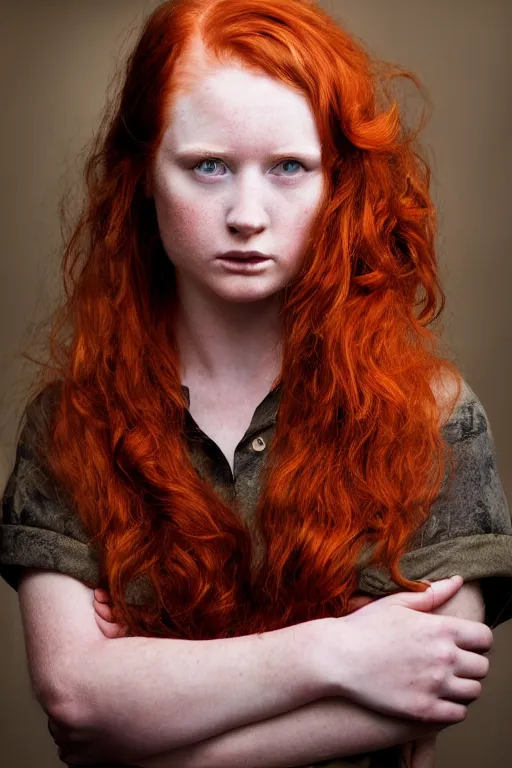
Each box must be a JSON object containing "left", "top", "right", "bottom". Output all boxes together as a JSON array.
[
  {"left": 48, "top": 577, "right": 487, "bottom": 766},
  {"left": 150, "top": 54, "right": 326, "bottom": 393},
  {"left": 89, "top": 589, "right": 439, "bottom": 768}
]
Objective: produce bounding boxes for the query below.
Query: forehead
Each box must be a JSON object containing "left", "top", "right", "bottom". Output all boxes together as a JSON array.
[{"left": 161, "top": 64, "right": 321, "bottom": 154}]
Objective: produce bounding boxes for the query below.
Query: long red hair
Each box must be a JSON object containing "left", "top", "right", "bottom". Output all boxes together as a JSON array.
[{"left": 21, "top": 0, "right": 462, "bottom": 639}]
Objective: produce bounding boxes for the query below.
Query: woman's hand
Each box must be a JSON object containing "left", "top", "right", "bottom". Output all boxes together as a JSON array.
[
  {"left": 93, "top": 588, "right": 129, "bottom": 638},
  {"left": 49, "top": 589, "right": 128, "bottom": 766},
  {"left": 350, "top": 594, "right": 438, "bottom": 768},
  {"left": 399, "top": 735, "right": 437, "bottom": 768},
  {"left": 327, "top": 576, "right": 492, "bottom": 722},
  {"left": 47, "top": 592, "right": 129, "bottom": 764},
  {"left": 47, "top": 714, "right": 112, "bottom": 766}
]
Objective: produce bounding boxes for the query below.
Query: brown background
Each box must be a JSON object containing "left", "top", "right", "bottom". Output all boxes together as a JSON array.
[{"left": 0, "top": 1, "right": 510, "bottom": 765}]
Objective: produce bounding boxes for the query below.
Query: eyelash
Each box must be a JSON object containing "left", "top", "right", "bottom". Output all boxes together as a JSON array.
[{"left": 192, "top": 158, "right": 307, "bottom": 177}]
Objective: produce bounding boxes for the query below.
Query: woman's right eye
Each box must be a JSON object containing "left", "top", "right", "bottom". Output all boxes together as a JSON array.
[{"left": 193, "top": 158, "right": 227, "bottom": 176}]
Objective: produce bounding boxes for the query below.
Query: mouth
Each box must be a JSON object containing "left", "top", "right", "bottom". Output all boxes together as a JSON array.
[
  {"left": 217, "top": 251, "right": 271, "bottom": 263},
  {"left": 220, "top": 256, "right": 268, "bottom": 263},
  {"left": 217, "top": 252, "right": 271, "bottom": 271}
]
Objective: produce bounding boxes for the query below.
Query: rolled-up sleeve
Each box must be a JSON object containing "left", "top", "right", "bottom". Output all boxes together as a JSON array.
[
  {"left": 358, "top": 380, "right": 512, "bottom": 629},
  {"left": 0, "top": 418, "right": 101, "bottom": 592}
]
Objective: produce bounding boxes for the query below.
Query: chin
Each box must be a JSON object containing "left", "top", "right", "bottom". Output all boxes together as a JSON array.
[{"left": 212, "top": 284, "right": 282, "bottom": 304}]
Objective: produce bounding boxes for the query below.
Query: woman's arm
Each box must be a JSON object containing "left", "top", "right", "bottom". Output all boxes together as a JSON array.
[
  {"left": 132, "top": 695, "right": 441, "bottom": 768},
  {"left": 56, "top": 612, "right": 333, "bottom": 764},
  {"left": 136, "top": 581, "right": 486, "bottom": 768},
  {"left": 53, "top": 692, "right": 440, "bottom": 767},
  {"left": 55, "top": 580, "right": 484, "bottom": 765}
]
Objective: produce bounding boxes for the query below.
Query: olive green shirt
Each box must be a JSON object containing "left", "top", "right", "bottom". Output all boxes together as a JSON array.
[{"left": 2, "top": 378, "right": 512, "bottom": 768}]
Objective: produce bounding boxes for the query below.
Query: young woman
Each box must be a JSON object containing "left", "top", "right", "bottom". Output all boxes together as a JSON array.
[{"left": 2, "top": 1, "right": 511, "bottom": 767}]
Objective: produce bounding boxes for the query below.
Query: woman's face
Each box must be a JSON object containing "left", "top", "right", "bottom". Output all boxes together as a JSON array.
[{"left": 150, "top": 64, "right": 325, "bottom": 306}]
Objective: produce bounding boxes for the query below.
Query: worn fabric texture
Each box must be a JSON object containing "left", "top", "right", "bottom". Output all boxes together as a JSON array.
[{"left": 1, "top": 377, "right": 511, "bottom": 768}]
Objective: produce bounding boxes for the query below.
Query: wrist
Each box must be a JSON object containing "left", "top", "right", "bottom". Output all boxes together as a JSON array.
[{"left": 303, "top": 616, "right": 351, "bottom": 700}]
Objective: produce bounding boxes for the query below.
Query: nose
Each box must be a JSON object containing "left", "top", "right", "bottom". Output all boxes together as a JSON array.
[{"left": 225, "top": 172, "right": 270, "bottom": 237}]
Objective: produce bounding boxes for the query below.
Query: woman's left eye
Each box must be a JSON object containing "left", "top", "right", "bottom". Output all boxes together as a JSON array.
[{"left": 276, "top": 159, "right": 305, "bottom": 175}]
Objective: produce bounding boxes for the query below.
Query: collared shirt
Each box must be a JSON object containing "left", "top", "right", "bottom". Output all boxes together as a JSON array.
[{"left": 2, "top": 377, "right": 512, "bottom": 768}]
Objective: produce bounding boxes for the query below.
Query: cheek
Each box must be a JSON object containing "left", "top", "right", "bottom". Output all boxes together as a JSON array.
[
  {"left": 155, "top": 194, "right": 217, "bottom": 254},
  {"left": 283, "top": 197, "right": 322, "bottom": 248},
  {"left": 286, "top": 177, "right": 325, "bottom": 229}
]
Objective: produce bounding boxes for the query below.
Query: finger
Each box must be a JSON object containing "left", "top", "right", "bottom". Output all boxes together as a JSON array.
[
  {"left": 93, "top": 598, "right": 128, "bottom": 636},
  {"left": 93, "top": 597, "right": 115, "bottom": 622},
  {"left": 94, "top": 611, "right": 129, "bottom": 639},
  {"left": 454, "top": 648, "right": 490, "bottom": 680},
  {"left": 48, "top": 717, "right": 64, "bottom": 744},
  {"left": 399, "top": 741, "right": 414, "bottom": 768},
  {"left": 451, "top": 618, "right": 494, "bottom": 653},
  {"left": 48, "top": 717, "right": 75, "bottom": 750},
  {"left": 348, "top": 594, "right": 376, "bottom": 611},
  {"left": 410, "top": 735, "right": 437, "bottom": 768},
  {"left": 94, "top": 588, "right": 112, "bottom": 604},
  {"left": 428, "top": 698, "right": 468, "bottom": 723},
  {"left": 57, "top": 746, "right": 83, "bottom": 765},
  {"left": 440, "top": 675, "right": 482, "bottom": 704},
  {"left": 94, "top": 612, "right": 122, "bottom": 639}
]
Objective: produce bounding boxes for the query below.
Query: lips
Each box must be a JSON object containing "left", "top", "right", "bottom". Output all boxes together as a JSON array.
[
  {"left": 218, "top": 251, "right": 270, "bottom": 261},
  {"left": 222, "top": 256, "right": 267, "bottom": 262}
]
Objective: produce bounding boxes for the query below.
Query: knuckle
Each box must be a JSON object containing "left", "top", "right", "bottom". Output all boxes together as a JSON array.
[
  {"left": 412, "top": 695, "right": 431, "bottom": 721},
  {"left": 434, "top": 614, "right": 447, "bottom": 630},
  {"left": 430, "top": 669, "right": 445, "bottom": 687},
  {"left": 438, "top": 643, "right": 457, "bottom": 666}
]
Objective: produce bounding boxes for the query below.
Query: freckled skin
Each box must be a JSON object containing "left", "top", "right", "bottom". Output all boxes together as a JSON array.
[
  {"left": 152, "top": 65, "right": 325, "bottom": 302},
  {"left": 147, "top": 62, "right": 326, "bottom": 381}
]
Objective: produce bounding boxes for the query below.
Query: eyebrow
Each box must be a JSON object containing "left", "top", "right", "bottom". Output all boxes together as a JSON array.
[{"left": 173, "top": 146, "right": 322, "bottom": 162}]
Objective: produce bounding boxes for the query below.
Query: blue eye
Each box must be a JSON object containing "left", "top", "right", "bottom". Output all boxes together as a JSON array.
[
  {"left": 194, "top": 159, "right": 226, "bottom": 176},
  {"left": 192, "top": 157, "right": 306, "bottom": 177},
  {"left": 278, "top": 160, "right": 304, "bottom": 174}
]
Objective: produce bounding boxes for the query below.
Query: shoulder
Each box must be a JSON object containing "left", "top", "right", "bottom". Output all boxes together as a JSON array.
[
  {"left": 23, "top": 381, "right": 63, "bottom": 435},
  {"left": 430, "top": 370, "right": 492, "bottom": 443},
  {"left": 13, "top": 382, "right": 63, "bottom": 468},
  {"left": 3, "top": 381, "right": 65, "bottom": 515},
  {"left": 430, "top": 369, "right": 467, "bottom": 428}
]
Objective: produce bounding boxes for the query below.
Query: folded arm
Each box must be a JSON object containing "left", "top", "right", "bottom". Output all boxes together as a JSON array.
[
  {"left": 133, "top": 695, "right": 440, "bottom": 768},
  {"left": 134, "top": 580, "right": 486, "bottom": 768},
  {"left": 55, "top": 581, "right": 485, "bottom": 767}
]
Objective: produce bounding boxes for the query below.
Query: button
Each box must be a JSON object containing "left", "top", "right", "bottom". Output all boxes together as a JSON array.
[{"left": 252, "top": 436, "right": 266, "bottom": 452}]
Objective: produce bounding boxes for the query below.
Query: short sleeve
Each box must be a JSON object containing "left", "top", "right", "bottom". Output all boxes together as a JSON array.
[
  {"left": 0, "top": 389, "right": 101, "bottom": 593},
  {"left": 359, "top": 380, "right": 512, "bottom": 628}
]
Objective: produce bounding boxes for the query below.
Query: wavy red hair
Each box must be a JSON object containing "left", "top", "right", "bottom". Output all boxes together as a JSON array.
[{"left": 21, "top": 0, "right": 462, "bottom": 639}]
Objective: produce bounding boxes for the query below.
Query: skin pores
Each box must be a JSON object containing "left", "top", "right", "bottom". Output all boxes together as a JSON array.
[{"left": 150, "top": 62, "right": 325, "bottom": 381}]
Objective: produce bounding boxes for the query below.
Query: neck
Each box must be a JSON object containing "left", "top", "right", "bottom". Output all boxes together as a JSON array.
[{"left": 174, "top": 289, "right": 284, "bottom": 388}]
